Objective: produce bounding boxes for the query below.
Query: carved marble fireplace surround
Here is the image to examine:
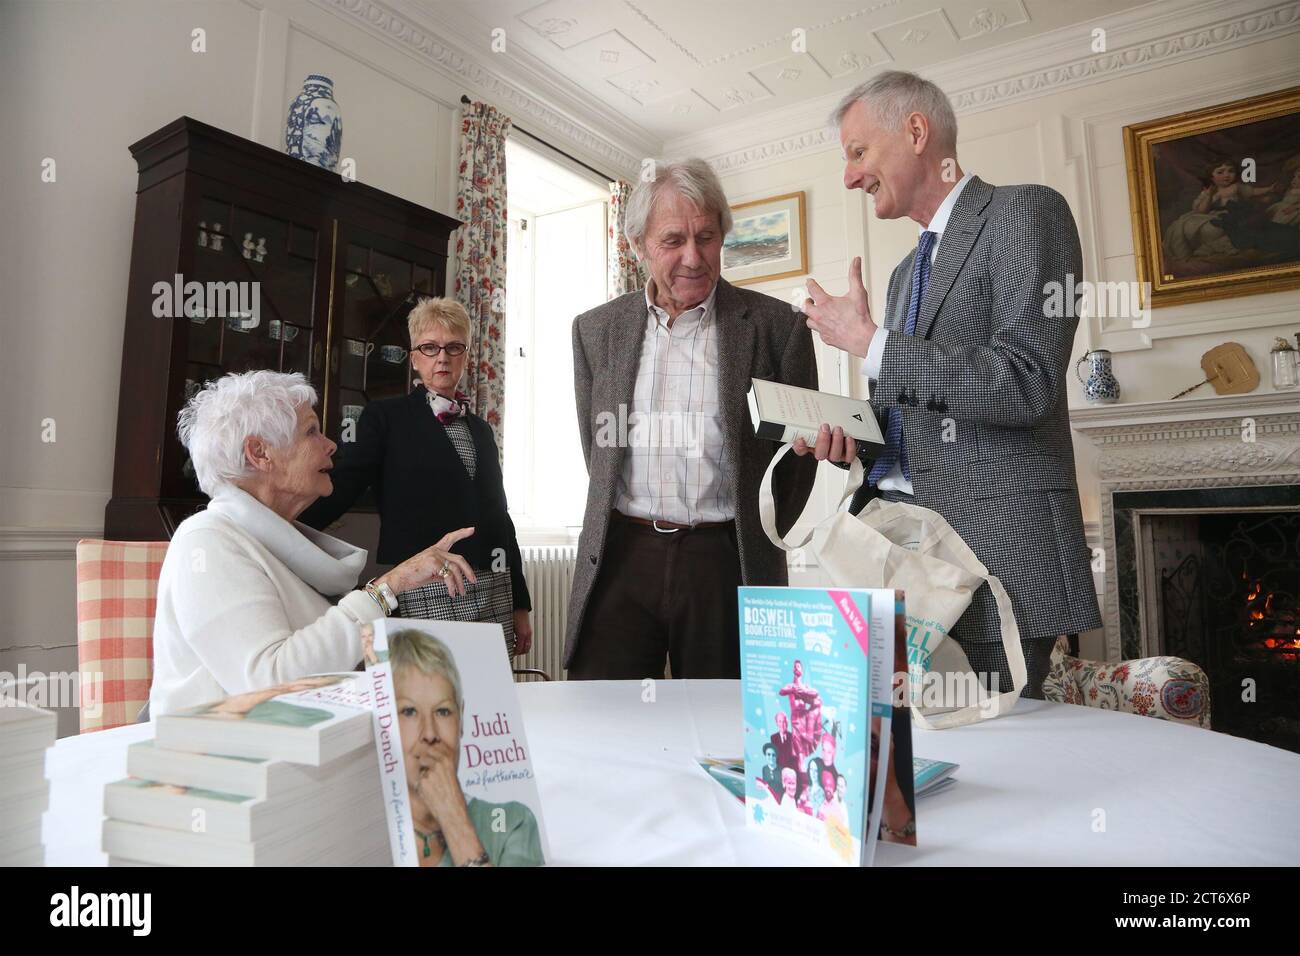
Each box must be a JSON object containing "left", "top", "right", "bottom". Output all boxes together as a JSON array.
[{"left": 1071, "top": 392, "right": 1300, "bottom": 662}]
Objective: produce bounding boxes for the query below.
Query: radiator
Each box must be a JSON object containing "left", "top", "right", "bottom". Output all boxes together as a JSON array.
[{"left": 516, "top": 546, "right": 577, "bottom": 682}]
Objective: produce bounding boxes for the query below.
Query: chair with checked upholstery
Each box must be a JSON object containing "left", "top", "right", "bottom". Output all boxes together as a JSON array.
[{"left": 74, "top": 539, "right": 169, "bottom": 733}]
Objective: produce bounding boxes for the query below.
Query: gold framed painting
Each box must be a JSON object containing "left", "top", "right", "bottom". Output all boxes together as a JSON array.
[
  {"left": 721, "top": 191, "right": 808, "bottom": 286},
  {"left": 1124, "top": 86, "right": 1300, "bottom": 308}
]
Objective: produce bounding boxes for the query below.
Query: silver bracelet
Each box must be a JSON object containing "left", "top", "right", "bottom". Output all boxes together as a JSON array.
[{"left": 362, "top": 584, "right": 390, "bottom": 616}]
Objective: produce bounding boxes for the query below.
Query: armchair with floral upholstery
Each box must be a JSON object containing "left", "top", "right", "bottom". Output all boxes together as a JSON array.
[{"left": 1041, "top": 637, "right": 1211, "bottom": 729}]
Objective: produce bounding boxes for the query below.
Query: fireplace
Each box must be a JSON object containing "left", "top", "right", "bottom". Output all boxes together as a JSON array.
[
  {"left": 1072, "top": 392, "right": 1300, "bottom": 752},
  {"left": 1116, "top": 488, "right": 1300, "bottom": 751}
]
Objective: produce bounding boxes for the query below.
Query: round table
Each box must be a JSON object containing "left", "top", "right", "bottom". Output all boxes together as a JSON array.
[{"left": 42, "top": 680, "right": 1300, "bottom": 866}]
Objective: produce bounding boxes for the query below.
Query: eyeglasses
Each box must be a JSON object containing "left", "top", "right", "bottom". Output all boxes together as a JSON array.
[{"left": 413, "top": 342, "right": 467, "bottom": 357}]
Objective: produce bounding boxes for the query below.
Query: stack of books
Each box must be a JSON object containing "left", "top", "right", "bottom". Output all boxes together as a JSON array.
[
  {"left": 100, "top": 674, "right": 389, "bottom": 866},
  {"left": 0, "top": 699, "right": 57, "bottom": 866}
]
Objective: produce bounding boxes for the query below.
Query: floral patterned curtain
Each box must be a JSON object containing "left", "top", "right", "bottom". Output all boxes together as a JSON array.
[
  {"left": 454, "top": 100, "right": 512, "bottom": 459},
  {"left": 608, "top": 180, "right": 645, "bottom": 300}
]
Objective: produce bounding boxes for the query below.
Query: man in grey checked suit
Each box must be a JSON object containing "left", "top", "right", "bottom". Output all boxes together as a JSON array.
[
  {"left": 797, "top": 71, "right": 1101, "bottom": 699},
  {"left": 566, "top": 159, "right": 818, "bottom": 680}
]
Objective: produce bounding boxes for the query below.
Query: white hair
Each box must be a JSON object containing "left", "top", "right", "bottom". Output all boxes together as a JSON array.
[
  {"left": 177, "top": 370, "right": 318, "bottom": 495},
  {"left": 623, "top": 157, "right": 733, "bottom": 253},
  {"left": 831, "top": 70, "right": 958, "bottom": 150}
]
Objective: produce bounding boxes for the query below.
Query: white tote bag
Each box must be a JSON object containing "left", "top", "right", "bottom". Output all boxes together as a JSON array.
[{"left": 759, "top": 444, "right": 1026, "bottom": 730}]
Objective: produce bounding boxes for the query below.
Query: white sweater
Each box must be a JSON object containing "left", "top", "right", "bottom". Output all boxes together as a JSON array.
[{"left": 148, "top": 484, "right": 385, "bottom": 715}]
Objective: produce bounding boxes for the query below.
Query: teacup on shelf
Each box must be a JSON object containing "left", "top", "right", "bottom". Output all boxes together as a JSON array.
[
  {"left": 268, "top": 320, "right": 299, "bottom": 342},
  {"left": 380, "top": 345, "right": 407, "bottom": 364},
  {"left": 225, "top": 313, "right": 259, "bottom": 333}
]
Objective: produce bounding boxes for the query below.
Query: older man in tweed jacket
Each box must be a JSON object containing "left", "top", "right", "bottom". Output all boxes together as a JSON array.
[
  {"left": 798, "top": 71, "right": 1101, "bottom": 698},
  {"left": 565, "top": 159, "right": 818, "bottom": 680}
]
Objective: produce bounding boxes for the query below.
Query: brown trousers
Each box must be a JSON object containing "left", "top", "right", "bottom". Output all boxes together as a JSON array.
[{"left": 568, "top": 514, "right": 742, "bottom": 680}]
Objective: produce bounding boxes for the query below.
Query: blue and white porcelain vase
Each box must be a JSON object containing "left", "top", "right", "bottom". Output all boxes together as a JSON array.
[
  {"left": 285, "top": 74, "right": 342, "bottom": 172},
  {"left": 1075, "top": 349, "right": 1121, "bottom": 405}
]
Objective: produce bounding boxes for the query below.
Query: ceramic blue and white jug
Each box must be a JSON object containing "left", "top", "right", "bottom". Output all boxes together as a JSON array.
[
  {"left": 285, "top": 74, "right": 342, "bottom": 172},
  {"left": 1075, "top": 349, "right": 1121, "bottom": 404}
]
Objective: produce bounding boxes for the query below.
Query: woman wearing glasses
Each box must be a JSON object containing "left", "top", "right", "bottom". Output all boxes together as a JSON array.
[{"left": 300, "top": 297, "right": 532, "bottom": 658}]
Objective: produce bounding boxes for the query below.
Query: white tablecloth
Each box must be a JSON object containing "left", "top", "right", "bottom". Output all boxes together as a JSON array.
[{"left": 42, "top": 680, "right": 1300, "bottom": 866}]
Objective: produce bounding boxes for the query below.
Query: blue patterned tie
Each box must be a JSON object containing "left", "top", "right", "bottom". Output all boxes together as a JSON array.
[{"left": 868, "top": 230, "right": 937, "bottom": 486}]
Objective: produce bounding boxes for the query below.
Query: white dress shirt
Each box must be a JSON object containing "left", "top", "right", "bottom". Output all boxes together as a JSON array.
[
  {"left": 862, "top": 172, "right": 974, "bottom": 494},
  {"left": 613, "top": 280, "right": 734, "bottom": 525}
]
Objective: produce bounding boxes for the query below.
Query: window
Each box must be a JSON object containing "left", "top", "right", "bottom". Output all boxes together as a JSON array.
[{"left": 504, "top": 139, "right": 609, "bottom": 538}]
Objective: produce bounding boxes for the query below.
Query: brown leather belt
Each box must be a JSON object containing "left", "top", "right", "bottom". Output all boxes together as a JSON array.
[{"left": 612, "top": 511, "right": 734, "bottom": 534}]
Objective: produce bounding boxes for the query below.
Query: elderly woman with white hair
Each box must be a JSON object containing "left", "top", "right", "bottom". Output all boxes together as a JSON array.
[{"left": 148, "top": 370, "right": 476, "bottom": 716}]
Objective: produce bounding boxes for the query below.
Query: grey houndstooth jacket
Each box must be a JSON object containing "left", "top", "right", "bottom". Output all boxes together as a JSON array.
[
  {"left": 853, "top": 176, "right": 1102, "bottom": 676},
  {"left": 564, "top": 279, "right": 819, "bottom": 668}
]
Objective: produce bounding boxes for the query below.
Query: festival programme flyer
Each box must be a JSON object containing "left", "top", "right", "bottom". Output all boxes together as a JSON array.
[{"left": 740, "top": 586, "right": 878, "bottom": 865}]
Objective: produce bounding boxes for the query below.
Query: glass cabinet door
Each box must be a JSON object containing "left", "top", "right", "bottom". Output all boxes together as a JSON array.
[
  {"left": 330, "top": 229, "right": 444, "bottom": 440},
  {"left": 167, "top": 192, "right": 325, "bottom": 497}
]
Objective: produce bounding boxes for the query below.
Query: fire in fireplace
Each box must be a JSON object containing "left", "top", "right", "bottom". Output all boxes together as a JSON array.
[
  {"left": 1148, "top": 508, "right": 1300, "bottom": 752},
  {"left": 1242, "top": 575, "right": 1300, "bottom": 661}
]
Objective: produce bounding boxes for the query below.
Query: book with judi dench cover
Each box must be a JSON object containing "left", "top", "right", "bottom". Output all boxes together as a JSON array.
[{"left": 362, "top": 619, "right": 548, "bottom": 867}]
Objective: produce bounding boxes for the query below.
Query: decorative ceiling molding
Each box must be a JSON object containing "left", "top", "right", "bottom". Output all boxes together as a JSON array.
[
  {"left": 620, "top": 0, "right": 905, "bottom": 68},
  {"left": 311, "top": 0, "right": 646, "bottom": 178},
  {"left": 938, "top": 0, "right": 1300, "bottom": 113},
  {"left": 703, "top": 128, "right": 841, "bottom": 174},
  {"left": 679, "top": 0, "right": 1300, "bottom": 174}
]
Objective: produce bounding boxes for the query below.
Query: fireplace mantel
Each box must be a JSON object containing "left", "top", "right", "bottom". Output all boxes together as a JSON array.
[
  {"left": 1071, "top": 392, "right": 1300, "bottom": 659},
  {"left": 1072, "top": 393, "right": 1300, "bottom": 485}
]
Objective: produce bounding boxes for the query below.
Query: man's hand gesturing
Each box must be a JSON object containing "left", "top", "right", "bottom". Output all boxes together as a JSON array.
[{"left": 802, "top": 256, "right": 876, "bottom": 359}]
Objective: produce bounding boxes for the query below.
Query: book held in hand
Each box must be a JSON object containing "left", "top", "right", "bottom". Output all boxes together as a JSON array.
[{"left": 747, "top": 378, "right": 884, "bottom": 457}]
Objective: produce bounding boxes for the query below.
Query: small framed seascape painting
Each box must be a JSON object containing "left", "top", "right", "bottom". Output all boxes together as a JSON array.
[{"left": 722, "top": 191, "right": 809, "bottom": 286}]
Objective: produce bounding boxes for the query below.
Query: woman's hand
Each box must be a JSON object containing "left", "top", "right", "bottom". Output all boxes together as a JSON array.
[
  {"left": 414, "top": 740, "right": 486, "bottom": 865},
  {"left": 378, "top": 527, "right": 478, "bottom": 597},
  {"left": 414, "top": 739, "right": 468, "bottom": 822},
  {"left": 513, "top": 609, "right": 533, "bottom": 656}
]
